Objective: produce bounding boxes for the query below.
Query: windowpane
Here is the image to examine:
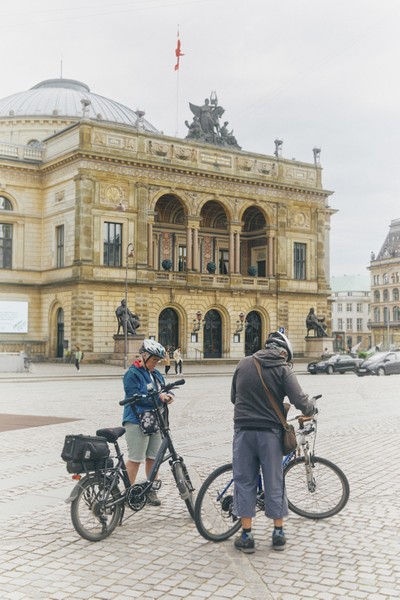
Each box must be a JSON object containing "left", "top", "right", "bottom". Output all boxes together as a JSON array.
[
  {"left": 0, "top": 196, "right": 12, "bottom": 211},
  {"left": 218, "top": 249, "right": 228, "bottom": 274},
  {"left": 56, "top": 225, "right": 64, "bottom": 268},
  {"left": 178, "top": 246, "right": 186, "bottom": 271},
  {"left": 103, "top": 222, "right": 122, "bottom": 266},
  {"left": 0, "top": 223, "right": 12, "bottom": 268},
  {"left": 293, "top": 243, "right": 306, "bottom": 280}
]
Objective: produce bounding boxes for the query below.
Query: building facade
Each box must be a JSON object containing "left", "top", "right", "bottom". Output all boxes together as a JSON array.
[
  {"left": 330, "top": 275, "right": 371, "bottom": 352},
  {"left": 369, "top": 218, "right": 400, "bottom": 350},
  {"left": 0, "top": 79, "right": 335, "bottom": 361}
]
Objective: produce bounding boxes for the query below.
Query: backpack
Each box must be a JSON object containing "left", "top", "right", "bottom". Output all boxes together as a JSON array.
[{"left": 81, "top": 352, "right": 84, "bottom": 361}]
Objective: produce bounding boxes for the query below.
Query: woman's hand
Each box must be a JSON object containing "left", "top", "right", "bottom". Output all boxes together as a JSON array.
[{"left": 160, "top": 393, "right": 174, "bottom": 405}]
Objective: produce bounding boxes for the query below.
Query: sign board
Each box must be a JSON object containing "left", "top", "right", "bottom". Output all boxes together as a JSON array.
[
  {"left": 0, "top": 301, "right": 28, "bottom": 333},
  {"left": 278, "top": 327, "right": 285, "bottom": 334}
]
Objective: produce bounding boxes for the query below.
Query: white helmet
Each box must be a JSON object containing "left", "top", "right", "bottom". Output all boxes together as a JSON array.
[
  {"left": 139, "top": 339, "right": 166, "bottom": 360},
  {"left": 265, "top": 331, "right": 293, "bottom": 362}
]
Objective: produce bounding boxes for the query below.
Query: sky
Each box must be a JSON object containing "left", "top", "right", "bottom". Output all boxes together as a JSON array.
[{"left": 0, "top": 0, "right": 399, "bottom": 277}]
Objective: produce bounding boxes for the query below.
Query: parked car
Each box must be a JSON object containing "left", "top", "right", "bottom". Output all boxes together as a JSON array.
[
  {"left": 308, "top": 353, "right": 363, "bottom": 375},
  {"left": 356, "top": 351, "right": 400, "bottom": 377}
]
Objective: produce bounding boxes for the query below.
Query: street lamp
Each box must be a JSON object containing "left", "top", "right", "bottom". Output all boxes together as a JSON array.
[{"left": 124, "top": 242, "right": 135, "bottom": 369}]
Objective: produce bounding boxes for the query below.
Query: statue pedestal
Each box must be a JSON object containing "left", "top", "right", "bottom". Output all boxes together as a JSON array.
[
  {"left": 113, "top": 334, "right": 145, "bottom": 365},
  {"left": 304, "top": 336, "right": 334, "bottom": 360}
]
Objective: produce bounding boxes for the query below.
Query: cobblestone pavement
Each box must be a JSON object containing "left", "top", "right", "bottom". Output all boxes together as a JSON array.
[{"left": 0, "top": 364, "right": 400, "bottom": 599}]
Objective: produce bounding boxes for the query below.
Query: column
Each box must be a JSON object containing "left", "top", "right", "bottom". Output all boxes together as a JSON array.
[
  {"left": 73, "top": 174, "right": 94, "bottom": 264},
  {"left": 147, "top": 222, "right": 153, "bottom": 267},
  {"left": 229, "top": 230, "right": 235, "bottom": 273},
  {"left": 186, "top": 226, "right": 193, "bottom": 271},
  {"left": 235, "top": 231, "right": 241, "bottom": 273},
  {"left": 193, "top": 227, "right": 199, "bottom": 271}
]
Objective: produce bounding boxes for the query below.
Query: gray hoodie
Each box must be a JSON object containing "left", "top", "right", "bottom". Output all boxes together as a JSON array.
[{"left": 231, "top": 347, "right": 314, "bottom": 429}]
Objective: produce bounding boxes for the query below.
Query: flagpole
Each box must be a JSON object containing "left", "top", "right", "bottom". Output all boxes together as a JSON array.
[{"left": 175, "top": 67, "right": 180, "bottom": 137}]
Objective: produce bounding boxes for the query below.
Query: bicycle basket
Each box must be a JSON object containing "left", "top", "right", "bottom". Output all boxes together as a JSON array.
[
  {"left": 66, "top": 457, "right": 114, "bottom": 474},
  {"left": 61, "top": 434, "right": 109, "bottom": 463}
]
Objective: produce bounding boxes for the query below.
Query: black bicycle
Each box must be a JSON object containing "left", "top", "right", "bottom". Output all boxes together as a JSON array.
[
  {"left": 194, "top": 400, "right": 350, "bottom": 542},
  {"left": 63, "top": 379, "right": 195, "bottom": 542}
]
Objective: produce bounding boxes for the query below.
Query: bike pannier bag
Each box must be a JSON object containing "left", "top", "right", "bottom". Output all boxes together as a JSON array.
[
  {"left": 66, "top": 457, "right": 114, "bottom": 474},
  {"left": 61, "top": 434, "right": 109, "bottom": 462}
]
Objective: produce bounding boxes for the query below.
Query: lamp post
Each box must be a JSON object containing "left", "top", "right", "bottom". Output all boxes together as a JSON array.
[{"left": 124, "top": 242, "right": 135, "bottom": 369}]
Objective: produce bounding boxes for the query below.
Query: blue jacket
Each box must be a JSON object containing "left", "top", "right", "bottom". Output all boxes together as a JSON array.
[{"left": 122, "top": 362, "right": 165, "bottom": 425}]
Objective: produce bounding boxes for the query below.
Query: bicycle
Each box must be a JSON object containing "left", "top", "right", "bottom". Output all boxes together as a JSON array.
[
  {"left": 63, "top": 378, "right": 195, "bottom": 542},
  {"left": 194, "top": 396, "right": 350, "bottom": 542}
]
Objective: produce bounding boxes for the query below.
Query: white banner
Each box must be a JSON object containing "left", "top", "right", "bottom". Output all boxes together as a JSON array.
[{"left": 0, "top": 301, "right": 28, "bottom": 333}]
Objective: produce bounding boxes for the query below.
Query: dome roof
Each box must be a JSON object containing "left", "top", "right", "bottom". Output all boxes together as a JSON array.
[{"left": 0, "top": 78, "right": 159, "bottom": 133}]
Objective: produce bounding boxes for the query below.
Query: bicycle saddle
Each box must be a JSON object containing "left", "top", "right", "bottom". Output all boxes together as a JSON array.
[{"left": 96, "top": 427, "right": 126, "bottom": 443}]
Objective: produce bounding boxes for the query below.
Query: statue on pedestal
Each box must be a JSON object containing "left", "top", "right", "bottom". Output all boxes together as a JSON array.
[
  {"left": 306, "top": 307, "right": 328, "bottom": 337},
  {"left": 115, "top": 299, "right": 140, "bottom": 335}
]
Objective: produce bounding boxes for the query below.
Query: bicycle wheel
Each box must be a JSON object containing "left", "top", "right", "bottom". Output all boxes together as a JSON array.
[
  {"left": 172, "top": 460, "right": 195, "bottom": 518},
  {"left": 194, "top": 463, "right": 241, "bottom": 542},
  {"left": 284, "top": 456, "right": 350, "bottom": 519},
  {"left": 70, "top": 475, "right": 123, "bottom": 541}
]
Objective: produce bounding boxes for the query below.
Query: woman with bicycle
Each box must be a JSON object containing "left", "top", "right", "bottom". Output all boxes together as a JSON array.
[
  {"left": 231, "top": 331, "right": 317, "bottom": 554},
  {"left": 122, "top": 339, "right": 174, "bottom": 506}
]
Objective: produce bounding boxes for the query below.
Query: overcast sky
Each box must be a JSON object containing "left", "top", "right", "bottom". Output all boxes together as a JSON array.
[{"left": 1, "top": 0, "right": 399, "bottom": 277}]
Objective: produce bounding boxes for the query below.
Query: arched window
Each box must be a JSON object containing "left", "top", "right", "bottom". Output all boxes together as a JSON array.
[
  {"left": 0, "top": 196, "right": 13, "bottom": 211},
  {"left": 383, "top": 273, "right": 389, "bottom": 284},
  {"left": 393, "top": 288, "right": 399, "bottom": 302},
  {"left": 383, "top": 289, "right": 389, "bottom": 302},
  {"left": 374, "top": 307, "right": 380, "bottom": 322},
  {"left": 27, "top": 139, "right": 42, "bottom": 148},
  {"left": 374, "top": 290, "right": 380, "bottom": 302},
  {"left": 158, "top": 308, "right": 179, "bottom": 350},
  {"left": 393, "top": 306, "right": 400, "bottom": 321}
]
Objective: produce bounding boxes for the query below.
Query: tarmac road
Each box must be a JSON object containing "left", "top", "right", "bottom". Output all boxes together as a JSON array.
[{"left": 0, "top": 363, "right": 399, "bottom": 599}]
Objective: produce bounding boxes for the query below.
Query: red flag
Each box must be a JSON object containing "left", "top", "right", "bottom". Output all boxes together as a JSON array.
[{"left": 174, "top": 32, "right": 184, "bottom": 71}]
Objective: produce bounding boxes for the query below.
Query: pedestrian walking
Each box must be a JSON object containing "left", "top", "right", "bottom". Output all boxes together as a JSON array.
[
  {"left": 164, "top": 348, "right": 171, "bottom": 376},
  {"left": 173, "top": 346, "right": 183, "bottom": 374},
  {"left": 231, "top": 331, "right": 317, "bottom": 554},
  {"left": 74, "top": 345, "right": 83, "bottom": 371}
]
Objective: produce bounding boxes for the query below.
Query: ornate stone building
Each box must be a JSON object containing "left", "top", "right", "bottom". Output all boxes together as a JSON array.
[
  {"left": 0, "top": 78, "right": 335, "bottom": 361},
  {"left": 369, "top": 218, "right": 400, "bottom": 350}
]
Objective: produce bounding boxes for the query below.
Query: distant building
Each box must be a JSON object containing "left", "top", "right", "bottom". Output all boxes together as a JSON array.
[
  {"left": 0, "top": 78, "right": 335, "bottom": 361},
  {"left": 330, "top": 275, "right": 371, "bottom": 352},
  {"left": 369, "top": 218, "right": 400, "bottom": 350}
]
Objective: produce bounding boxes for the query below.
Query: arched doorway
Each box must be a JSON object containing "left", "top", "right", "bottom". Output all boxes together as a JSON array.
[
  {"left": 56, "top": 308, "right": 64, "bottom": 358},
  {"left": 158, "top": 308, "right": 179, "bottom": 351},
  {"left": 203, "top": 309, "right": 222, "bottom": 358},
  {"left": 245, "top": 311, "right": 262, "bottom": 356}
]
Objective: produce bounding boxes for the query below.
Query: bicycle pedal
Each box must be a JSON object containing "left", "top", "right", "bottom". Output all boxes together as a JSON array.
[{"left": 152, "top": 479, "right": 162, "bottom": 490}]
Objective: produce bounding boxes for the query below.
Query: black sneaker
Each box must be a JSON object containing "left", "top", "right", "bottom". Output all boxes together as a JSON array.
[
  {"left": 234, "top": 532, "right": 255, "bottom": 554},
  {"left": 147, "top": 490, "right": 161, "bottom": 506},
  {"left": 272, "top": 527, "right": 286, "bottom": 551}
]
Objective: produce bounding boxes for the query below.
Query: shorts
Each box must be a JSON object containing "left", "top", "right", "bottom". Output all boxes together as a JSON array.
[{"left": 124, "top": 422, "right": 162, "bottom": 462}]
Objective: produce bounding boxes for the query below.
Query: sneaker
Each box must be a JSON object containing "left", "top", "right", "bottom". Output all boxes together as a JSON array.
[
  {"left": 147, "top": 490, "right": 161, "bottom": 506},
  {"left": 272, "top": 527, "right": 286, "bottom": 551},
  {"left": 234, "top": 532, "right": 255, "bottom": 554}
]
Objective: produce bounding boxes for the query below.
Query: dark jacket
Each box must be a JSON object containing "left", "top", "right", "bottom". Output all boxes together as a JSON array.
[{"left": 231, "top": 347, "right": 314, "bottom": 430}]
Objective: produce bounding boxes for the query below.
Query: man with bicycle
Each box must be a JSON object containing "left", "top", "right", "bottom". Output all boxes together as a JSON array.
[{"left": 231, "top": 331, "right": 317, "bottom": 553}]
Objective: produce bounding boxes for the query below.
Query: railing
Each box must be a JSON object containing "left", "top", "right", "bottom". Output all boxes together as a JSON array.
[
  {"left": 0, "top": 142, "right": 43, "bottom": 162},
  {"left": 194, "top": 348, "right": 204, "bottom": 359}
]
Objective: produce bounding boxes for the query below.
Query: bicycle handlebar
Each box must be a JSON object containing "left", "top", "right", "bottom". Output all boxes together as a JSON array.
[{"left": 119, "top": 378, "right": 185, "bottom": 406}]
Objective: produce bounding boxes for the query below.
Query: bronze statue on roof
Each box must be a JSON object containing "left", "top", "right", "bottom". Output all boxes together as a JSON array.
[{"left": 185, "top": 93, "right": 241, "bottom": 149}]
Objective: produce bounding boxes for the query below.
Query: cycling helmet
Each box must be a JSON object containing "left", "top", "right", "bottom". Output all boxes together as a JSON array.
[
  {"left": 265, "top": 331, "right": 293, "bottom": 362},
  {"left": 139, "top": 339, "right": 166, "bottom": 360}
]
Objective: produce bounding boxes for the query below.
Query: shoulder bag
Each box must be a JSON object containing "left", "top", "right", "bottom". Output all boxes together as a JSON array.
[{"left": 253, "top": 358, "right": 297, "bottom": 455}]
